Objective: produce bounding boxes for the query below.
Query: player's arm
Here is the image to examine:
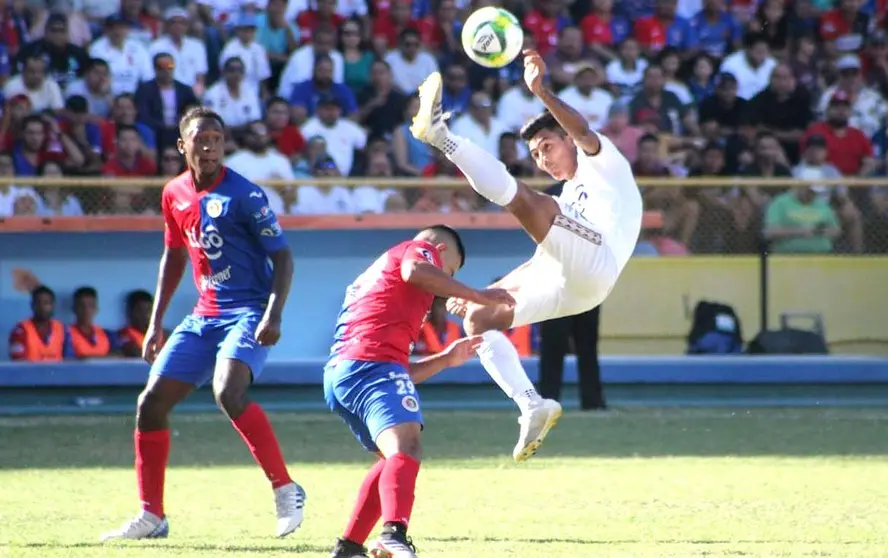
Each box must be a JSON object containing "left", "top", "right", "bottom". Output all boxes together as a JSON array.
[
  {"left": 151, "top": 192, "right": 188, "bottom": 332},
  {"left": 265, "top": 247, "right": 294, "bottom": 320},
  {"left": 524, "top": 49, "right": 601, "bottom": 156},
  {"left": 409, "top": 336, "right": 482, "bottom": 384},
  {"left": 401, "top": 259, "right": 490, "bottom": 305}
]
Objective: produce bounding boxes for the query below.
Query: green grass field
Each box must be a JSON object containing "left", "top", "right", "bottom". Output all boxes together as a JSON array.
[{"left": 3, "top": 407, "right": 888, "bottom": 557}]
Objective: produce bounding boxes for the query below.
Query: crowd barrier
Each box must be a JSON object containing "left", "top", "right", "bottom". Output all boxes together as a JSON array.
[{"left": 2, "top": 355, "right": 887, "bottom": 388}]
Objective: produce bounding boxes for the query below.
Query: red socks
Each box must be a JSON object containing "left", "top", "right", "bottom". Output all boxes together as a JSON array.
[
  {"left": 378, "top": 453, "right": 421, "bottom": 527},
  {"left": 231, "top": 403, "right": 293, "bottom": 489},
  {"left": 135, "top": 429, "right": 170, "bottom": 518},
  {"left": 343, "top": 459, "right": 386, "bottom": 544}
]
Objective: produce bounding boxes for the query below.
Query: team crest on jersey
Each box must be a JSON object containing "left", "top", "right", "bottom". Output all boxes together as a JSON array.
[
  {"left": 417, "top": 248, "right": 435, "bottom": 264},
  {"left": 206, "top": 198, "right": 224, "bottom": 218},
  {"left": 402, "top": 395, "right": 419, "bottom": 412}
]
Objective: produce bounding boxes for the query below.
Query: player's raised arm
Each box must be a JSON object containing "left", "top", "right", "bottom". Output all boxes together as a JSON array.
[
  {"left": 145, "top": 193, "right": 189, "bottom": 363},
  {"left": 401, "top": 258, "right": 515, "bottom": 308},
  {"left": 410, "top": 336, "right": 483, "bottom": 384},
  {"left": 241, "top": 187, "right": 294, "bottom": 346},
  {"left": 522, "top": 49, "right": 601, "bottom": 156}
]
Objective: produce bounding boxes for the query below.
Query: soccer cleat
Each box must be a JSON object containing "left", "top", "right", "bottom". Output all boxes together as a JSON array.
[
  {"left": 513, "top": 398, "right": 563, "bottom": 463},
  {"left": 330, "top": 537, "right": 370, "bottom": 558},
  {"left": 410, "top": 72, "right": 451, "bottom": 150},
  {"left": 100, "top": 510, "right": 169, "bottom": 541},
  {"left": 368, "top": 528, "right": 418, "bottom": 558},
  {"left": 274, "top": 482, "right": 306, "bottom": 537}
]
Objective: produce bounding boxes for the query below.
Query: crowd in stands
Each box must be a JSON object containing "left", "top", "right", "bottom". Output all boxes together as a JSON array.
[{"left": 0, "top": 0, "right": 886, "bottom": 252}]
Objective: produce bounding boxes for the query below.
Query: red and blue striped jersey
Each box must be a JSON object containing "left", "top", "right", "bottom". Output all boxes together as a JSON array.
[
  {"left": 161, "top": 167, "right": 287, "bottom": 317},
  {"left": 330, "top": 240, "right": 443, "bottom": 366}
]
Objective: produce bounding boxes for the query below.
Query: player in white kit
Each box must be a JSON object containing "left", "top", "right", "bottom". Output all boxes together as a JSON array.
[{"left": 410, "top": 49, "right": 643, "bottom": 462}]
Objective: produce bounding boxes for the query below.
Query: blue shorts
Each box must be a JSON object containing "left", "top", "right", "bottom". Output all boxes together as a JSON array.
[
  {"left": 149, "top": 311, "right": 269, "bottom": 387},
  {"left": 323, "top": 359, "right": 423, "bottom": 453}
]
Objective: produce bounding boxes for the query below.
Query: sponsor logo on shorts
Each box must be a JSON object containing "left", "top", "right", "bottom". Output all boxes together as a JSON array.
[
  {"left": 200, "top": 265, "right": 232, "bottom": 291},
  {"left": 401, "top": 395, "right": 419, "bottom": 412},
  {"left": 554, "top": 214, "right": 602, "bottom": 246}
]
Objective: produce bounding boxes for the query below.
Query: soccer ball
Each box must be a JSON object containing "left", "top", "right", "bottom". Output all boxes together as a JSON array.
[{"left": 461, "top": 7, "right": 524, "bottom": 69}]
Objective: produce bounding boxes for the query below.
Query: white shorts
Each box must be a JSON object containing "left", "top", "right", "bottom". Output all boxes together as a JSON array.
[{"left": 505, "top": 202, "right": 619, "bottom": 328}]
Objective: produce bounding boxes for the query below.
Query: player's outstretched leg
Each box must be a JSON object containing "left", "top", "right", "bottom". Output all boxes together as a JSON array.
[
  {"left": 101, "top": 376, "right": 193, "bottom": 541},
  {"left": 367, "top": 424, "right": 422, "bottom": 558},
  {"left": 330, "top": 458, "right": 386, "bottom": 558},
  {"left": 411, "top": 71, "right": 560, "bottom": 245},
  {"left": 215, "top": 358, "right": 306, "bottom": 537}
]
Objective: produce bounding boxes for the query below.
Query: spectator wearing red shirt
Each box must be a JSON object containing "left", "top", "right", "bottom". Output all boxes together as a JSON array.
[
  {"left": 634, "top": 0, "right": 698, "bottom": 57},
  {"left": 819, "top": 0, "right": 874, "bottom": 58},
  {"left": 296, "top": 0, "right": 346, "bottom": 44},
  {"left": 417, "top": 0, "right": 461, "bottom": 57},
  {"left": 372, "top": 0, "right": 417, "bottom": 50},
  {"left": 803, "top": 91, "right": 876, "bottom": 176},
  {"left": 102, "top": 124, "right": 157, "bottom": 176},
  {"left": 265, "top": 96, "right": 305, "bottom": 161},
  {"left": 100, "top": 93, "right": 157, "bottom": 160},
  {"left": 523, "top": 0, "right": 573, "bottom": 57},
  {"left": 580, "top": 0, "right": 632, "bottom": 62}
]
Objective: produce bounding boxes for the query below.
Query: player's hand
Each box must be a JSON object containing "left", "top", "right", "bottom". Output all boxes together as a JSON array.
[
  {"left": 522, "top": 49, "right": 547, "bottom": 96},
  {"left": 255, "top": 313, "right": 282, "bottom": 346},
  {"left": 446, "top": 296, "right": 468, "bottom": 318},
  {"left": 442, "top": 335, "right": 483, "bottom": 367},
  {"left": 142, "top": 326, "right": 164, "bottom": 364},
  {"left": 470, "top": 288, "right": 516, "bottom": 308}
]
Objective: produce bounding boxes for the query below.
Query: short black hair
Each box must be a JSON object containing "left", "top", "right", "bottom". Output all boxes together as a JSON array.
[
  {"left": 86, "top": 57, "right": 109, "bottom": 72},
  {"left": 73, "top": 286, "right": 98, "bottom": 301},
  {"left": 399, "top": 28, "right": 420, "bottom": 42},
  {"left": 425, "top": 224, "right": 466, "bottom": 268},
  {"left": 179, "top": 105, "right": 225, "bottom": 137},
  {"left": 31, "top": 285, "right": 55, "bottom": 303},
  {"left": 266, "top": 96, "right": 288, "bottom": 110},
  {"left": 638, "top": 133, "right": 660, "bottom": 146},
  {"left": 126, "top": 289, "right": 153, "bottom": 313},
  {"left": 22, "top": 114, "right": 46, "bottom": 130},
  {"left": 116, "top": 123, "right": 139, "bottom": 139},
  {"left": 745, "top": 32, "right": 768, "bottom": 49},
  {"left": 153, "top": 52, "right": 173, "bottom": 66},
  {"left": 755, "top": 130, "right": 778, "bottom": 144},
  {"left": 519, "top": 111, "right": 564, "bottom": 142}
]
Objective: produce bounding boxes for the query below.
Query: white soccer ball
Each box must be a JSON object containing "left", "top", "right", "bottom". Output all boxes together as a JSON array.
[{"left": 460, "top": 7, "right": 524, "bottom": 69}]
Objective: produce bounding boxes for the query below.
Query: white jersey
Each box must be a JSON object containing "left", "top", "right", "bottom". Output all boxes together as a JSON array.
[{"left": 557, "top": 133, "right": 643, "bottom": 273}]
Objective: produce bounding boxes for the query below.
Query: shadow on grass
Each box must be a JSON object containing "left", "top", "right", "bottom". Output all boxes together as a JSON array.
[
  {"left": 14, "top": 541, "right": 329, "bottom": 553},
  {"left": 427, "top": 536, "right": 870, "bottom": 546},
  {"left": 4, "top": 402, "right": 888, "bottom": 469}
]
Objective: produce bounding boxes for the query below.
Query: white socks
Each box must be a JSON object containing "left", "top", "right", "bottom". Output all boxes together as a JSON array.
[
  {"left": 444, "top": 134, "right": 518, "bottom": 207},
  {"left": 478, "top": 330, "right": 540, "bottom": 412}
]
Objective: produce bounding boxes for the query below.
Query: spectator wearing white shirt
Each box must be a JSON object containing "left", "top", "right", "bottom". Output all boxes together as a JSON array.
[
  {"left": 225, "top": 120, "right": 294, "bottom": 214},
  {"left": 349, "top": 151, "right": 398, "bottom": 214},
  {"left": 277, "top": 27, "right": 344, "bottom": 99},
  {"left": 817, "top": 55, "right": 888, "bottom": 138},
  {"left": 605, "top": 37, "right": 648, "bottom": 101},
  {"left": 450, "top": 91, "right": 508, "bottom": 156},
  {"left": 284, "top": 0, "right": 369, "bottom": 23},
  {"left": 497, "top": 80, "right": 545, "bottom": 133},
  {"left": 290, "top": 155, "right": 358, "bottom": 214},
  {"left": 220, "top": 13, "right": 273, "bottom": 96},
  {"left": 149, "top": 8, "right": 209, "bottom": 94},
  {"left": 299, "top": 95, "right": 367, "bottom": 175},
  {"left": 558, "top": 62, "right": 614, "bottom": 129},
  {"left": 89, "top": 15, "right": 154, "bottom": 96},
  {"left": 719, "top": 32, "right": 778, "bottom": 100},
  {"left": 0, "top": 153, "right": 44, "bottom": 217},
  {"left": 3, "top": 55, "right": 64, "bottom": 113},
  {"left": 384, "top": 28, "right": 438, "bottom": 94},
  {"left": 203, "top": 57, "right": 263, "bottom": 130}
]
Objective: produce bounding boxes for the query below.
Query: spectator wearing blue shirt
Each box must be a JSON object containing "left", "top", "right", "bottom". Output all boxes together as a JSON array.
[
  {"left": 257, "top": 0, "right": 300, "bottom": 93},
  {"left": 60, "top": 94, "right": 104, "bottom": 175},
  {"left": 691, "top": 0, "right": 743, "bottom": 59},
  {"left": 289, "top": 54, "right": 357, "bottom": 124},
  {"left": 441, "top": 63, "right": 471, "bottom": 116}
]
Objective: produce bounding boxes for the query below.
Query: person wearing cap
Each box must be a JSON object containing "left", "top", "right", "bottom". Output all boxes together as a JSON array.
[
  {"left": 3, "top": 53, "right": 64, "bottom": 113},
  {"left": 450, "top": 91, "right": 509, "bottom": 156},
  {"left": 14, "top": 13, "right": 90, "bottom": 92},
  {"left": 89, "top": 15, "right": 154, "bottom": 96},
  {"left": 803, "top": 90, "right": 876, "bottom": 177},
  {"left": 744, "top": 63, "right": 812, "bottom": 162},
  {"left": 718, "top": 32, "right": 778, "bottom": 100},
  {"left": 816, "top": 54, "right": 888, "bottom": 137},
  {"left": 793, "top": 133, "right": 864, "bottom": 252},
  {"left": 148, "top": 7, "right": 209, "bottom": 92},
  {"left": 300, "top": 94, "right": 367, "bottom": 175},
  {"left": 220, "top": 12, "right": 272, "bottom": 95},
  {"left": 202, "top": 56, "right": 263, "bottom": 130},
  {"left": 558, "top": 60, "right": 613, "bottom": 129}
]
